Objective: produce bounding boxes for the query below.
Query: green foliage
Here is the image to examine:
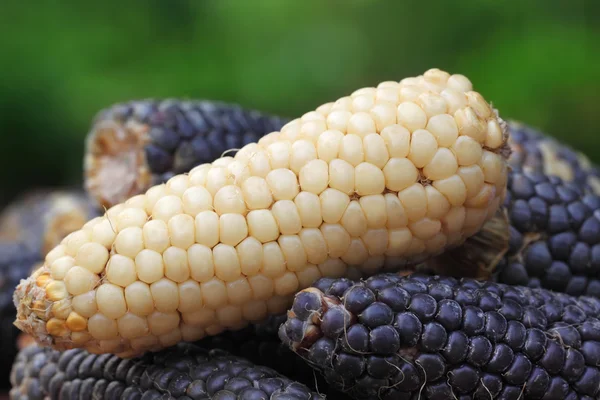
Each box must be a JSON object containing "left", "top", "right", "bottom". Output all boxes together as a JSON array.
[{"left": 0, "top": 0, "right": 598, "bottom": 206}]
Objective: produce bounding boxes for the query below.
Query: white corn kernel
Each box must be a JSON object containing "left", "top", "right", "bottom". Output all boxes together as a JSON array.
[
  {"left": 150, "top": 278, "right": 180, "bottom": 312},
  {"left": 398, "top": 184, "right": 428, "bottom": 222},
  {"left": 408, "top": 129, "right": 438, "bottom": 168},
  {"left": 423, "top": 148, "right": 458, "bottom": 181},
  {"left": 178, "top": 280, "right": 203, "bottom": 313},
  {"left": 152, "top": 195, "right": 183, "bottom": 222},
  {"left": 96, "top": 283, "right": 127, "bottom": 319},
  {"left": 64, "top": 266, "right": 100, "bottom": 296},
  {"left": 355, "top": 162, "right": 385, "bottom": 196},
  {"left": 214, "top": 185, "right": 246, "bottom": 216},
  {"left": 266, "top": 169, "right": 299, "bottom": 201},
  {"left": 271, "top": 200, "right": 302, "bottom": 235},
  {"left": 339, "top": 134, "right": 364, "bottom": 166},
  {"left": 125, "top": 282, "right": 154, "bottom": 316},
  {"left": 383, "top": 158, "right": 418, "bottom": 192},
  {"left": 321, "top": 224, "right": 351, "bottom": 258},
  {"left": 195, "top": 211, "right": 219, "bottom": 248},
  {"left": 317, "top": 129, "right": 344, "bottom": 162},
  {"left": 142, "top": 220, "right": 170, "bottom": 253},
  {"left": 241, "top": 176, "right": 273, "bottom": 210},
  {"left": 359, "top": 195, "right": 387, "bottom": 228},
  {"left": 168, "top": 214, "right": 195, "bottom": 249},
  {"left": 201, "top": 278, "right": 228, "bottom": 309},
  {"left": 226, "top": 278, "right": 253, "bottom": 306},
  {"left": 135, "top": 249, "right": 164, "bottom": 284},
  {"left": 114, "top": 227, "right": 144, "bottom": 258},
  {"left": 188, "top": 244, "right": 214, "bottom": 282},
  {"left": 219, "top": 214, "right": 248, "bottom": 246},
  {"left": 247, "top": 210, "right": 279, "bottom": 243},
  {"left": 236, "top": 237, "right": 263, "bottom": 276},
  {"left": 72, "top": 291, "right": 97, "bottom": 318},
  {"left": 397, "top": 102, "right": 427, "bottom": 132},
  {"left": 299, "top": 159, "right": 328, "bottom": 194},
  {"left": 106, "top": 254, "right": 137, "bottom": 287},
  {"left": 75, "top": 242, "right": 109, "bottom": 274},
  {"left": 341, "top": 200, "right": 368, "bottom": 237},
  {"left": 213, "top": 244, "right": 241, "bottom": 282},
  {"left": 290, "top": 140, "right": 317, "bottom": 174},
  {"left": 116, "top": 207, "right": 148, "bottom": 230},
  {"left": 295, "top": 192, "right": 322, "bottom": 228},
  {"left": 163, "top": 246, "right": 190, "bottom": 283}
]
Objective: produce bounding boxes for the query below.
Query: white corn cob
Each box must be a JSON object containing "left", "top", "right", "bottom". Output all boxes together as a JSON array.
[{"left": 13, "top": 69, "right": 510, "bottom": 357}]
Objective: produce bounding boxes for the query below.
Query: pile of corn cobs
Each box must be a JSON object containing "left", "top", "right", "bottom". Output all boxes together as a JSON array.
[{"left": 5, "top": 69, "right": 600, "bottom": 400}]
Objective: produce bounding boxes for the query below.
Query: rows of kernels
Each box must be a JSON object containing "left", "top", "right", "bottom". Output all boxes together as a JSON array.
[{"left": 15, "top": 69, "right": 508, "bottom": 354}]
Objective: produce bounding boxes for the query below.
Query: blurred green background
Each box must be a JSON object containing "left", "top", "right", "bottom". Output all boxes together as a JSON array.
[{"left": 0, "top": 0, "right": 598, "bottom": 208}]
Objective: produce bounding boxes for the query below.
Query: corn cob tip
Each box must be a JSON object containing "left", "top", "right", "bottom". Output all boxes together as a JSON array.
[
  {"left": 15, "top": 68, "right": 512, "bottom": 355},
  {"left": 84, "top": 117, "right": 152, "bottom": 210}
]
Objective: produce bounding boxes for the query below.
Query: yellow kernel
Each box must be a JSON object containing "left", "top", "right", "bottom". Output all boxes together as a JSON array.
[
  {"left": 318, "top": 258, "right": 347, "bottom": 278},
  {"left": 142, "top": 220, "right": 170, "bottom": 253},
  {"left": 45, "top": 245, "right": 67, "bottom": 265},
  {"left": 125, "top": 281, "right": 154, "bottom": 316},
  {"left": 213, "top": 244, "right": 241, "bottom": 282},
  {"left": 247, "top": 149, "right": 271, "bottom": 178},
  {"left": 150, "top": 278, "right": 179, "bottom": 312},
  {"left": 147, "top": 311, "right": 180, "bottom": 336},
  {"left": 168, "top": 214, "right": 195, "bottom": 249},
  {"left": 72, "top": 291, "right": 97, "bottom": 318},
  {"left": 466, "top": 91, "right": 492, "bottom": 118},
  {"left": 385, "top": 193, "right": 408, "bottom": 229},
  {"left": 397, "top": 101, "right": 427, "bottom": 132},
  {"left": 359, "top": 195, "right": 387, "bottom": 228},
  {"left": 219, "top": 214, "right": 248, "bottom": 246},
  {"left": 51, "top": 299, "right": 72, "bottom": 319},
  {"left": 455, "top": 107, "right": 486, "bottom": 143},
  {"left": 63, "top": 265, "right": 100, "bottom": 296},
  {"left": 328, "top": 159, "right": 354, "bottom": 195},
  {"left": 106, "top": 254, "right": 137, "bottom": 287},
  {"left": 383, "top": 158, "right": 418, "bottom": 192},
  {"left": 485, "top": 119, "right": 505, "bottom": 149},
  {"left": 152, "top": 195, "right": 183, "bottom": 222},
  {"left": 182, "top": 186, "right": 213, "bottom": 217},
  {"left": 66, "top": 312, "right": 87, "bottom": 332},
  {"left": 351, "top": 96, "right": 374, "bottom": 113},
  {"left": 114, "top": 227, "right": 144, "bottom": 258},
  {"left": 355, "top": 162, "right": 385, "bottom": 196},
  {"left": 290, "top": 140, "right": 317, "bottom": 174},
  {"left": 201, "top": 278, "right": 228, "bottom": 309},
  {"left": 423, "top": 148, "right": 459, "bottom": 181},
  {"left": 163, "top": 246, "right": 190, "bottom": 283},
  {"left": 271, "top": 200, "right": 302, "bottom": 235},
  {"left": 195, "top": 211, "right": 219, "bottom": 248},
  {"left": 408, "top": 129, "right": 438, "bottom": 168},
  {"left": 317, "top": 129, "right": 344, "bottom": 162},
  {"left": 363, "top": 134, "right": 390, "bottom": 169},
  {"left": 242, "top": 301, "right": 268, "bottom": 322},
  {"left": 96, "top": 283, "right": 127, "bottom": 319},
  {"left": 266, "top": 169, "right": 299, "bottom": 201},
  {"left": 64, "top": 231, "right": 91, "bottom": 257},
  {"left": 320, "top": 189, "right": 350, "bottom": 224},
  {"left": 46, "top": 280, "right": 68, "bottom": 301},
  {"left": 299, "top": 228, "right": 328, "bottom": 265},
  {"left": 326, "top": 112, "right": 351, "bottom": 133},
  {"left": 295, "top": 192, "right": 322, "bottom": 228},
  {"left": 274, "top": 272, "right": 299, "bottom": 296},
  {"left": 479, "top": 150, "right": 504, "bottom": 184},
  {"left": 278, "top": 235, "right": 308, "bottom": 271},
  {"left": 116, "top": 207, "right": 148, "bottom": 231},
  {"left": 425, "top": 186, "right": 451, "bottom": 220},
  {"left": 236, "top": 237, "right": 263, "bottom": 276},
  {"left": 320, "top": 224, "right": 351, "bottom": 259},
  {"left": 426, "top": 114, "right": 458, "bottom": 148},
  {"left": 341, "top": 200, "right": 368, "bottom": 237},
  {"left": 386, "top": 228, "right": 413, "bottom": 256},
  {"left": 465, "top": 184, "right": 496, "bottom": 208},
  {"left": 226, "top": 278, "right": 253, "bottom": 306},
  {"left": 457, "top": 165, "right": 485, "bottom": 199},
  {"left": 433, "top": 175, "right": 468, "bottom": 206},
  {"left": 300, "top": 120, "right": 327, "bottom": 142},
  {"left": 442, "top": 206, "right": 466, "bottom": 234},
  {"left": 339, "top": 134, "right": 364, "bottom": 166},
  {"left": 117, "top": 313, "right": 149, "bottom": 339},
  {"left": 241, "top": 176, "right": 273, "bottom": 210},
  {"left": 205, "top": 167, "right": 231, "bottom": 196},
  {"left": 267, "top": 140, "right": 291, "bottom": 170},
  {"left": 417, "top": 92, "right": 447, "bottom": 118},
  {"left": 299, "top": 159, "right": 328, "bottom": 194},
  {"left": 217, "top": 305, "right": 243, "bottom": 328},
  {"left": 88, "top": 314, "right": 119, "bottom": 340},
  {"left": 370, "top": 102, "right": 397, "bottom": 133},
  {"left": 452, "top": 136, "right": 483, "bottom": 166},
  {"left": 248, "top": 274, "right": 274, "bottom": 300},
  {"left": 447, "top": 74, "right": 473, "bottom": 92},
  {"left": 247, "top": 210, "right": 279, "bottom": 243},
  {"left": 261, "top": 242, "right": 286, "bottom": 278},
  {"left": 381, "top": 124, "right": 410, "bottom": 158},
  {"left": 398, "top": 184, "right": 428, "bottom": 222},
  {"left": 182, "top": 308, "right": 215, "bottom": 326},
  {"left": 188, "top": 244, "right": 214, "bottom": 282},
  {"left": 296, "top": 264, "right": 322, "bottom": 288},
  {"left": 409, "top": 218, "right": 442, "bottom": 240},
  {"left": 347, "top": 112, "right": 376, "bottom": 137},
  {"left": 178, "top": 280, "right": 203, "bottom": 313},
  {"left": 135, "top": 249, "right": 164, "bottom": 284},
  {"left": 213, "top": 185, "right": 246, "bottom": 216},
  {"left": 50, "top": 256, "right": 75, "bottom": 280},
  {"left": 75, "top": 242, "right": 109, "bottom": 274},
  {"left": 341, "top": 238, "right": 369, "bottom": 265},
  {"left": 441, "top": 88, "right": 467, "bottom": 114},
  {"left": 362, "top": 229, "right": 388, "bottom": 256}
]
